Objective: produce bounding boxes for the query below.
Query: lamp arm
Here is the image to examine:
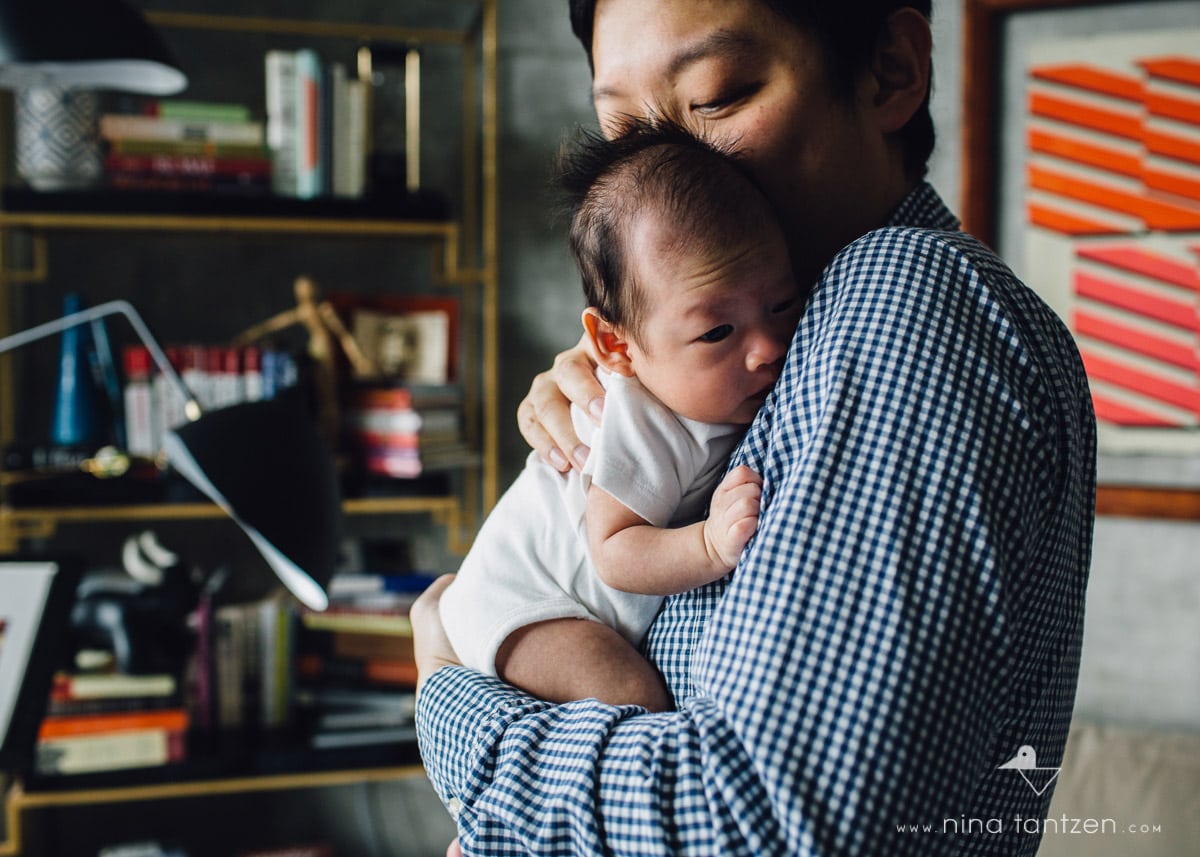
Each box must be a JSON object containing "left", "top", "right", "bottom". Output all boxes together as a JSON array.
[{"left": 0, "top": 299, "right": 202, "bottom": 421}]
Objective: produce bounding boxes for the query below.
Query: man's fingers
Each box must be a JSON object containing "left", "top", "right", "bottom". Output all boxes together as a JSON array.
[
  {"left": 553, "top": 338, "right": 607, "bottom": 421},
  {"left": 518, "top": 384, "right": 572, "bottom": 472}
]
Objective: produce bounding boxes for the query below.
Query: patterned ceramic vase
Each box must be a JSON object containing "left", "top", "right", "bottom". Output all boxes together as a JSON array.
[{"left": 15, "top": 84, "right": 102, "bottom": 190}]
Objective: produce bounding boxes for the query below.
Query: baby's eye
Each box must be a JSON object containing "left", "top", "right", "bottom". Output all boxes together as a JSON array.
[
  {"left": 771, "top": 298, "right": 797, "bottom": 314},
  {"left": 698, "top": 324, "right": 733, "bottom": 343}
]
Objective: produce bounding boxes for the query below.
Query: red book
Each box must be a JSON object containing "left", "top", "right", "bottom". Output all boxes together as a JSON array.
[{"left": 105, "top": 153, "right": 271, "bottom": 179}]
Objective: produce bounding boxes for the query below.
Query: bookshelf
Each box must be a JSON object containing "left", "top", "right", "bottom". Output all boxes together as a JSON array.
[
  {"left": 0, "top": 2, "right": 499, "bottom": 551},
  {"left": 2, "top": 764, "right": 426, "bottom": 856},
  {"left": 0, "top": 1, "right": 496, "bottom": 852}
]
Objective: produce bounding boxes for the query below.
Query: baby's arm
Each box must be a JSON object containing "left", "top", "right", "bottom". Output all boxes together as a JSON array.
[{"left": 587, "top": 465, "right": 762, "bottom": 596}]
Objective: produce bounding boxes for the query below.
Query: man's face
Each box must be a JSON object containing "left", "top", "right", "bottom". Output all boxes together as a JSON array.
[
  {"left": 590, "top": 0, "right": 895, "bottom": 285},
  {"left": 623, "top": 211, "right": 800, "bottom": 426}
]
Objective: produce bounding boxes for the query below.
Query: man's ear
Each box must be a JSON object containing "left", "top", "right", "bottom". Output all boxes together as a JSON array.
[
  {"left": 867, "top": 7, "right": 932, "bottom": 134},
  {"left": 581, "top": 307, "right": 635, "bottom": 376}
]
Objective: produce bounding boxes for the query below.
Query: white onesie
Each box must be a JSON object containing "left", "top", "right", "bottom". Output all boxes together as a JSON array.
[{"left": 440, "top": 371, "right": 744, "bottom": 677}]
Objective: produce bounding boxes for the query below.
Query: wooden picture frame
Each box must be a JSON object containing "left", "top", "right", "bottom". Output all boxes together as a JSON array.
[{"left": 960, "top": 0, "right": 1200, "bottom": 520}]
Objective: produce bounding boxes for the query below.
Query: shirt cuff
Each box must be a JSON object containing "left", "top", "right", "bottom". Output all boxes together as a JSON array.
[{"left": 416, "top": 665, "right": 550, "bottom": 809}]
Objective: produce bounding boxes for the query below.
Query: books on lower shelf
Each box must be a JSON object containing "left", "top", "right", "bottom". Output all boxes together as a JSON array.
[
  {"left": 36, "top": 671, "right": 188, "bottom": 776},
  {"left": 188, "top": 597, "right": 296, "bottom": 733},
  {"left": 293, "top": 573, "right": 424, "bottom": 750},
  {"left": 342, "top": 383, "right": 476, "bottom": 480},
  {"left": 30, "top": 575, "right": 429, "bottom": 778}
]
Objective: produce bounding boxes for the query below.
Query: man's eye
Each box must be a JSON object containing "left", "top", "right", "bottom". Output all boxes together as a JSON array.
[
  {"left": 690, "top": 83, "right": 760, "bottom": 115},
  {"left": 698, "top": 324, "right": 733, "bottom": 343}
]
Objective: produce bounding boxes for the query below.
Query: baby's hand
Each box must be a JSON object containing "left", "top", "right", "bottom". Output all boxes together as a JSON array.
[{"left": 703, "top": 465, "right": 763, "bottom": 571}]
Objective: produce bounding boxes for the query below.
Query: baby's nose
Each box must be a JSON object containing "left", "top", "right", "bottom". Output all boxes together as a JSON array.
[{"left": 746, "top": 330, "right": 788, "bottom": 371}]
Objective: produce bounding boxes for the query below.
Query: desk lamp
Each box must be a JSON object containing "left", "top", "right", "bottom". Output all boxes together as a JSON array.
[
  {"left": 0, "top": 301, "right": 341, "bottom": 611},
  {"left": 0, "top": 0, "right": 188, "bottom": 189}
]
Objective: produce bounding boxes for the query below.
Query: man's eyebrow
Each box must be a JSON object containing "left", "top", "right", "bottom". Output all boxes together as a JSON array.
[
  {"left": 666, "top": 29, "right": 758, "bottom": 80},
  {"left": 592, "top": 29, "right": 759, "bottom": 103}
]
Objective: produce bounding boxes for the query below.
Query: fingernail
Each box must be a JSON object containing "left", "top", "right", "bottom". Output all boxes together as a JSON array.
[
  {"left": 588, "top": 397, "right": 604, "bottom": 421},
  {"left": 548, "top": 449, "right": 569, "bottom": 471},
  {"left": 573, "top": 445, "right": 590, "bottom": 468}
]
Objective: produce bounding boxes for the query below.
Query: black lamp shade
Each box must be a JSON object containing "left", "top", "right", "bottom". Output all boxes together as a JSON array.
[
  {"left": 165, "top": 392, "right": 342, "bottom": 611},
  {"left": 0, "top": 0, "right": 186, "bottom": 94}
]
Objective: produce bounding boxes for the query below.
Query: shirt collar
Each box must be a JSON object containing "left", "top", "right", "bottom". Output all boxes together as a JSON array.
[{"left": 885, "top": 181, "right": 961, "bottom": 232}]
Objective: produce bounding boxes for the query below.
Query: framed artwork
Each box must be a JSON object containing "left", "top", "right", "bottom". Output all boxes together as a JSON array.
[
  {"left": 327, "top": 293, "right": 460, "bottom": 385},
  {"left": 961, "top": 0, "right": 1200, "bottom": 519},
  {"left": 0, "top": 558, "right": 81, "bottom": 773}
]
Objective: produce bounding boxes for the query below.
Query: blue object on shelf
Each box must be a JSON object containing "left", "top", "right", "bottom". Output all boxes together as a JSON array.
[{"left": 50, "top": 293, "right": 103, "bottom": 447}]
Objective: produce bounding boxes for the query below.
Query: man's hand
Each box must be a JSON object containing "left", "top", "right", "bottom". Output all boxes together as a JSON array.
[
  {"left": 703, "top": 466, "right": 763, "bottom": 571},
  {"left": 411, "top": 574, "right": 462, "bottom": 696},
  {"left": 517, "top": 333, "right": 605, "bottom": 473}
]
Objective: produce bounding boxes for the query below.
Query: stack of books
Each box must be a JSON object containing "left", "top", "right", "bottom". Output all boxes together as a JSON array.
[
  {"left": 342, "top": 384, "right": 475, "bottom": 480},
  {"left": 293, "top": 573, "right": 432, "bottom": 749},
  {"left": 36, "top": 670, "right": 188, "bottom": 776},
  {"left": 99, "top": 100, "right": 271, "bottom": 195},
  {"left": 265, "top": 49, "right": 368, "bottom": 199},
  {"left": 188, "top": 596, "right": 296, "bottom": 734}
]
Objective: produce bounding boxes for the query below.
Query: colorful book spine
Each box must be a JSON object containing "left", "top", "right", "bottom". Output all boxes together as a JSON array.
[
  {"left": 265, "top": 49, "right": 299, "bottom": 197},
  {"left": 38, "top": 708, "right": 190, "bottom": 740},
  {"left": 99, "top": 114, "right": 265, "bottom": 146},
  {"left": 295, "top": 48, "right": 324, "bottom": 199},
  {"left": 35, "top": 728, "right": 186, "bottom": 775}
]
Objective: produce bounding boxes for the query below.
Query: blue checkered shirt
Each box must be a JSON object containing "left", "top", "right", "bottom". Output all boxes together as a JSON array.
[{"left": 417, "top": 184, "right": 1097, "bottom": 856}]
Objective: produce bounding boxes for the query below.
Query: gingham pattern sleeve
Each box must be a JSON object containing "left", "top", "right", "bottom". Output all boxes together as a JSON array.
[{"left": 417, "top": 184, "right": 1096, "bottom": 856}]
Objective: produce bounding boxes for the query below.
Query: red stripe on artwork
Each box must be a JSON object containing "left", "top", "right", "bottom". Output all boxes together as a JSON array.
[
  {"left": 1074, "top": 272, "right": 1195, "bottom": 331},
  {"left": 1091, "top": 391, "right": 1181, "bottom": 427},
  {"left": 1073, "top": 309, "right": 1196, "bottom": 370},
  {"left": 1081, "top": 350, "right": 1200, "bottom": 415},
  {"left": 1077, "top": 246, "right": 1200, "bottom": 292}
]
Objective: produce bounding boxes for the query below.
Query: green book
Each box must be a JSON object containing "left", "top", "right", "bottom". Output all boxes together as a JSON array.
[{"left": 156, "top": 100, "right": 254, "bottom": 123}]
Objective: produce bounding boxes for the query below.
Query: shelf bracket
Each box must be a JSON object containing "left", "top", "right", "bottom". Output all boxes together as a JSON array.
[
  {"left": 0, "top": 779, "right": 25, "bottom": 857},
  {"left": 430, "top": 228, "right": 487, "bottom": 288},
  {"left": 0, "top": 232, "right": 48, "bottom": 286},
  {"left": 0, "top": 511, "right": 57, "bottom": 551}
]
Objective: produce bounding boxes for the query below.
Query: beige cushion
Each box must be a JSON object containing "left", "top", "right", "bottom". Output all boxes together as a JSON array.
[{"left": 1037, "top": 721, "right": 1200, "bottom": 857}]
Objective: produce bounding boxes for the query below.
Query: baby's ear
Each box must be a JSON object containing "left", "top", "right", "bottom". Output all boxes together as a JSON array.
[{"left": 582, "top": 308, "right": 635, "bottom": 376}]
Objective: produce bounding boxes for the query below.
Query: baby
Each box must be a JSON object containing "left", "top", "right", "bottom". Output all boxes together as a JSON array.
[{"left": 439, "top": 121, "right": 801, "bottom": 711}]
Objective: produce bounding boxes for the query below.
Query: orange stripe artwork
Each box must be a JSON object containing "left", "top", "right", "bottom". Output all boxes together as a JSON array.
[
  {"left": 1143, "top": 128, "right": 1200, "bottom": 168},
  {"left": 1143, "top": 165, "right": 1200, "bottom": 203},
  {"left": 1029, "top": 92, "right": 1142, "bottom": 140},
  {"left": 1027, "top": 128, "right": 1141, "bottom": 177},
  {"left": 1029, "top": 165, "right": 1200, "bottom": 230},
  {"left": 1139, "top": 57, "right": 1200, "bottom": 88},
  {"left": 1027, "top": 202, "right": 1126, "bottom": 235},
  {"left": 1031, "top": 64, "right": 1144, "bottom": 101}
]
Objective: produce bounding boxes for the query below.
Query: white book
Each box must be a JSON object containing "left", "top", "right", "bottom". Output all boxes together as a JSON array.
[{"left": 265, "top": 50, "right": 299, "bottom": 196}]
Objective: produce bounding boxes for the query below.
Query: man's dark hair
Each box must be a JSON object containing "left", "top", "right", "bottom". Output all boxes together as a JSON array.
[
  {"left": 567, "top": 0, "right": 935, "bottom": 179},
  {"left": 557, "top": 120, "right": 776, "bottom": 343}
]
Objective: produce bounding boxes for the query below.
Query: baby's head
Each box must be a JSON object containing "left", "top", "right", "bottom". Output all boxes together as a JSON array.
[{"left": 559, "top": 121, "right": 801, "bottom": 425}]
